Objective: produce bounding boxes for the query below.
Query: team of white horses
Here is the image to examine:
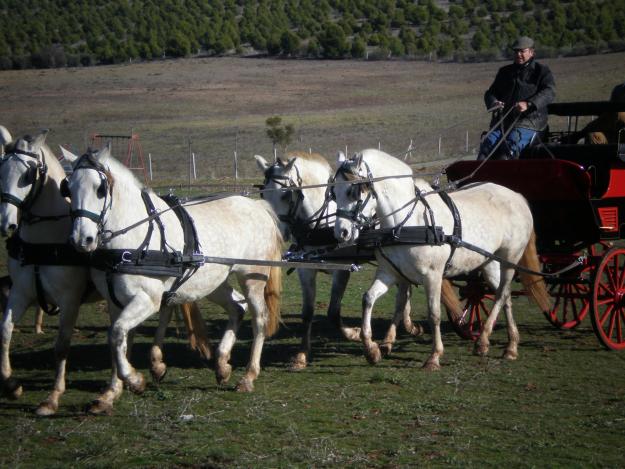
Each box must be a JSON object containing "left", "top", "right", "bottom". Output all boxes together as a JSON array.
[{"left": 0, "top": 125, "right": 551, "bottom": 415}]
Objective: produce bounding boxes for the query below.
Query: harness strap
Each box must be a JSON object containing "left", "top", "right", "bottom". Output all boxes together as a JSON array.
[
  {"left": 438, "top": 191, "right": 462, "bottom": 275},
  {"left": 33, "top": 265, "right": 60, "bottom": 316}
]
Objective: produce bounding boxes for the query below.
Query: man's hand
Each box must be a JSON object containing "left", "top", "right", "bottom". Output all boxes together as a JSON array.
[{"left": 515, "top": 101, "right": 530, "bottom": 113}]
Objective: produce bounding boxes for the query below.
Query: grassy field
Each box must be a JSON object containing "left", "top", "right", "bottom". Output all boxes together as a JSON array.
[
  {"left": 1, "top": 54, "right": 625, "bottom": 467},
  {"left": 0, "top": 269, "right": 624, "bottom": 467}
]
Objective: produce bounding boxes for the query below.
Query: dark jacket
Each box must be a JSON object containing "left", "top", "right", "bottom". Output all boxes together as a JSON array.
[{"left": 484, "top": 58, "right": 556, "bottom": 131}]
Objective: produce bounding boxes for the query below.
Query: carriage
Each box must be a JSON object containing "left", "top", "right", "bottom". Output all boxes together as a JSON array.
[{"left": 445, "top": 100, "right": 625, "bottom": 350}]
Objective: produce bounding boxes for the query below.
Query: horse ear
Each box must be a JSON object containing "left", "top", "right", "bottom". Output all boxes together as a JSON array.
[
  {"left": 284, "top": 157, "right": 297, "bottom": 173},
  {"left": 337, "top": 151, "right": 346, "bottom": 163},
  {"left": 98, "top": 141, "right": 112, "bottom": 160},
  {"left": 0, "top": 125, "right": 12, "bottom": 146},
  {"left": 355, "top": 152, "right": 364, "bottom": 167},
  {"left": 254, "top": 154, "right": 271, "bottom": 172},
  {"left": 59, "top": 145, "right": 79, "bottom": 163},
  {"left": 32, "top": 129, "right": 49, "bottom": 150}
]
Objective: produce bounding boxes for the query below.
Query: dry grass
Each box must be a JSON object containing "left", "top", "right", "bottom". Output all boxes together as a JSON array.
[{"left": 1, "top": 53, "right": 623, "bottom": 181}]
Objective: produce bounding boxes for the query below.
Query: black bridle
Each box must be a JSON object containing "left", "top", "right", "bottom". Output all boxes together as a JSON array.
[
  {"left": 332, "top": 157, "right": 378, "bottom": 232},
  {"left": 261, "top": 161, "right": 306, "bottom": 226},
  {"left": 61, "top": 151, "right": 113, "bottom": 238},
  {"left": 0, "top": 148, "right": 48, "bottom": 215}
]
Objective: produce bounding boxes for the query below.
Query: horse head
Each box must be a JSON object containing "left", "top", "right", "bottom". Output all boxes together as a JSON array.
[
  {"left": 66, "top": 143, "right": 113, "bottom": 252},
  {"left": 256, "top": 151, "right": 338, "bottom": 245},
  {"left": 0, "top": 129, "right": 49, "bottom": 236},
  {"left": 332, "top": 151, "right": 377, "bottom": 243}
]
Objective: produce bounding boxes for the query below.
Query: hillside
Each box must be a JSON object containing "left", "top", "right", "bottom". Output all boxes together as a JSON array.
[
  {"left": 1, "top": 52, "right": 623, "bottom": 184},
  {"left": 1, "top": 0, "right": 624, "bottom": 69}
]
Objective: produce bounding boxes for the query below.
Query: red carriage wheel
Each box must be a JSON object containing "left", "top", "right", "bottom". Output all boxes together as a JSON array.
[
  {"left": 542, "top": 243, "right": 609, "bottom": 329},
  {"left": 544, "top": 280, "right": 590, "bottom": 329},
  {"left": 445, "top": 280, "right": 494, "bottom": 341},
  {"left": 590, "top": 247, "right": 625, "bottom": 350}
]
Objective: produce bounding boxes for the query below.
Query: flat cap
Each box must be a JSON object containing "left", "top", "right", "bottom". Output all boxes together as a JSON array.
[{"left": 511, "top": 36, "right": 534, "bottom": 50}]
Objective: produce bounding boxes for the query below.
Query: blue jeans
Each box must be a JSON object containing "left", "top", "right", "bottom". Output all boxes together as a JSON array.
[{"left": 478, "top": 127, "right": 537, "bottom": 160}]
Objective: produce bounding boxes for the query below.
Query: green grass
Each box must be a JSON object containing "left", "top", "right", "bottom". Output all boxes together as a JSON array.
[{"left": 1, "top": 267, "right": 624, "bottom": 467}]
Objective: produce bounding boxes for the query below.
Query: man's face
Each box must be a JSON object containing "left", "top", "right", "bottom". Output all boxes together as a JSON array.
[{"left": 514, "top": 47, "right": 534, "bottom": 65}]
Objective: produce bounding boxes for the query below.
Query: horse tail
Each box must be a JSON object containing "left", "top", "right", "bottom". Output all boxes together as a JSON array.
[
  {"left": 441, "top": 279, "right": 463, "bottom": 321},
  {"left": 180, "top": 302, "right": 212, "bottom": 361},
  {"left": 264, "top": 225, "right": 283, "bottom": 337},
  {"left": 518, "top": 230, "right": 552, "bottom": 312}
]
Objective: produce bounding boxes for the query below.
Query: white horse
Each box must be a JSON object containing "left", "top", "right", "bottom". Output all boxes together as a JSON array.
[
  {"left": 0, "top": 125, "right": 44, "bottom": 334},
  {"left": 255, "top": 151, "right": 422, "bottom": 369},
  {"left": 332, "top": 149, "right": 551, "bottom": 369},
  {"left": 0, "top": 131, "right": 208, "bottom": 416},
  {"left": 65, "top": 144, "right": 283, "bottom": 394}
]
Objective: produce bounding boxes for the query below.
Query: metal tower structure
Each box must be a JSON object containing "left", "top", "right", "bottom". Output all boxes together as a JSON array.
[{"left": 90, "top": 133, "right": 148, "bottom": 184}]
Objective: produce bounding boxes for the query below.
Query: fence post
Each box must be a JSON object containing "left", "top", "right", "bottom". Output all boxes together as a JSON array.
[
  {"left": 192, "top": 153, "right": 197, "bottom": 180},
  {"left": 466, "top": 131, "right": 469, "bottom": 153},
  {"left": 148, "top": 153, "right": 153, "bottom": 181},
  {"left": 188, "top": 139, "right": 192, "bottom": 192},
  {"left": 438, "top": 136, "right": 442, "bottom": 156},
  {"left": 234, "top": 130, "right": 239, "bottom": 180}
]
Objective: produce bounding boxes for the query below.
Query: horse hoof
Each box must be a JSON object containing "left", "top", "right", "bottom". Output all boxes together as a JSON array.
[
  {"left": 35, "top": 328, "right": 44, "bottom": 335},
  {"left": 409, "top": 323, "right": 425, "bottom": 337},
  {"left": 3, "top": 378, "right": 23, "bottom": 400},
  {"left": 473, "top": 343, "right": 489, "bottom": 357},
  {"left": 86, "top": 399, "right": 113, "bottom": 416},
  {"left": 422, "top": 361, "right": 441, "bottom": 372},
  {"left": 365, "top": 343, "right": 382, "bottom": 365},
  {"left": 150, "top": 363, "right": 168, "bottom": 383},
  {"left": 289, "top": 353, "right": 307, "bottom": 371},
  {"left": 503, "top": 350, "right": 518, "bottom": 360},
  {"left": 235, "top": 378, "right": 254, "bottom": 392},
  {"left": 35, "top": 400, "right": 58, "bottom": 417},
  {"left": 379, "top": 343, "right": 392, "bottom": 357},
  {"left": 126, "top": 373, "right": 146, "bottom": 394},
  {"left": 343, "top": 327, "right": 362, "bottom": 342},
  {"left": 216, "top": 363, "right": 232, "bottom": 385}
]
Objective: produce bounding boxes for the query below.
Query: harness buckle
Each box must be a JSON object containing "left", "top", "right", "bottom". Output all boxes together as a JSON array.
[{"left": 121, "top": 251, "right": 133, "bottom": 263}]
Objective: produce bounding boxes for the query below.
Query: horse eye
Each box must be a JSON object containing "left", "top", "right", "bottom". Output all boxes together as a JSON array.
[{"left": 280, "top": 191, "right": 290, "bottom": 201}]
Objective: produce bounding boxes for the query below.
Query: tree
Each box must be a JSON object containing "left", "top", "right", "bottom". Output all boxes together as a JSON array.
[
  {"left": 265, "top": 116, "right": 295, "bottom": 155},
  {"left": 318, "top": 23, "right": 349, "bottom": 58}
]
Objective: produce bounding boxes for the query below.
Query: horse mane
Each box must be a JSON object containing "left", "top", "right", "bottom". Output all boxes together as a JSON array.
[
  {"left": 98, "top": 150, "right": 145, "bottom": 193},
  {"left": 278, "top": 150, "right": 332, "bottom": 186}
]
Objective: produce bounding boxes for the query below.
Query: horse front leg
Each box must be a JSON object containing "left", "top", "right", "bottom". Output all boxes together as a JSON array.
[
  {"left": 235, "top": 278, "right": 269, "bottom": 392},
  {"left": 290, "top": 268, "right": 316, "bottom": 371},
  {"left": 423, "top": 275, "right": 445, "bottom": 371},
  {"left": 1, "top": 296, "right": 32, "bottom": 399},
  {"left": 109, "top": 292, "right": 159, "bottom": 395},
  {"left": 212, "top": 283, "right": 247, "bottom": 386},
  {"left": 361, "top": 270, "right": 395, "bottom": 365},
  {"left": 328, "top": 270, "right": 361, "bottom": 341},
  {"left": 380, "top": 282, "right": 421, "bottom": 357},
  {"left": 35, "top": 302, "right": 81, "bottom": 416}
]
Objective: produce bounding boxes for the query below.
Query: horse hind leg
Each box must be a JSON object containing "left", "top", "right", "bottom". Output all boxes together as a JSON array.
[
  {"left": 502, "top": 294, "right": 519, "bottom": 360},
  {"left": 149, "top": 305, "right": 174, "bottom": 384}
]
